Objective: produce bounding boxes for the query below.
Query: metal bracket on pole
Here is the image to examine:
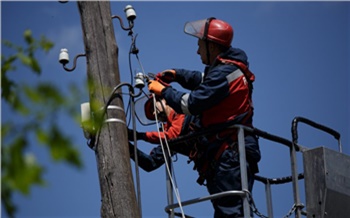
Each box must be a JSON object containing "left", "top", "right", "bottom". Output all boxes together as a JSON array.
[{"left": 104, "top": 105, "right": 126, "bottom": 125}]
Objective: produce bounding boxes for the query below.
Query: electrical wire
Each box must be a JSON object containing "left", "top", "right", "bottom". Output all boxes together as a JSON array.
[
  {"left": 130, "top": 94, "right": 142, "bottom": 216},
  {"left": 152, "top": 94, "right": 186, "bottom": 218},
  {"left": 125, "top": 33, "right": 149, "bottom": 216},
  {"left": 158, "top": 123, "right": 186, "bottom": 218},
  {"left": 125, "top": 34, "right": 135, "bottom": 126},
  {"left": 126, "top": 33, "right": 144, "bottom": 127}
]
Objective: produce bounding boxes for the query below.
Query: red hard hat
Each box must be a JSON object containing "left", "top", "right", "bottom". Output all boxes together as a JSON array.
[
  {"left": 144, "top": 96, "right": 156, "bottom": 121},
  {"left": 144, "top": 95, "right": 164, "bottom": 121},
  {"left": 184, "top": 18, "right": 234, "bottom": 47}
]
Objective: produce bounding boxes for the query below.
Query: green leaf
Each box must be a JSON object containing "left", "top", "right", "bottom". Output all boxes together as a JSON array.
[
  {"left": 2, "top": 39, "right": 16, "bottom": 50},
  {"left": 23, "top": 85, "right": 41, "bottom": 103},
  {"left": 35, "top": 128, "right": 48, "bottom": 144},
  {"left": 29, "top": 57, "right": 41, "bottom": 73},
  {"left": 20, "top": 153, "right": 46, "bottom": 192},
  {"left": 1, "top": 72, "right": 17, "bottom": 101},
  {"left": 17, "top": 53, "right": 41, "bottom": 74},
  {"left": 39, "top": 36, "right": 54, "bottom": 52},
  {"left": 2, "top": 136, "right": 46, "bottom": 195},
  {"left": 37, "top": 84, "right": 65, "bottom": 105},
  {"left": 5, "top": 89, "right": 30, "bottom": 116},
  {"left": 35, "top": 125, "right": 83, "bottom": 168},
  {"left": 17, "top": 53, "right": 32, "bottom": 68},
  {"left": 1, "top": 55, "right": 18, "bottom": 74},
  {"left": 1, "top": 180, "right": 17, "bottom": 218},
  {"left": 23, "top": 30, "right": 34, "bottom": 45}
]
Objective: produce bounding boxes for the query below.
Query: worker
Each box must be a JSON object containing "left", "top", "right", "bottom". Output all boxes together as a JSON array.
[
  {"left": 148, "top": 17, "right": 261, "bottom": 217},
  {"left": 128, "top": 96, "right": 196, "bottom": 172}
]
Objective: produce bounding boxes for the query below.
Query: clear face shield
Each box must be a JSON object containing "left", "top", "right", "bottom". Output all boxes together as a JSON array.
[
  {"left": 184, "top": 19, "right": 207, "bottom": 39},
  {"left": 183, "top": 17, "right": 216, "bottom": 40}
]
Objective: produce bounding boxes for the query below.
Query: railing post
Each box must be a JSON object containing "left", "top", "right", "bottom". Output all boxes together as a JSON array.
[
  {"left": 165, "top": 153, "right": 174, "bottom": 218},
  {"left": 237, "top": 126, "right": 250, "bottom": 217},
  {"left": 265, "top": 180, "right": 274, "bottom": 218},
  {"left": 290, "top": 144, "right": 302, "bottom": 218}
]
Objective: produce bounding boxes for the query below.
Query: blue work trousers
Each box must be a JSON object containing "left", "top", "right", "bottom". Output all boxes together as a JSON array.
[{"left": 205, "top": 135, "right": 259, "bottom": 218}]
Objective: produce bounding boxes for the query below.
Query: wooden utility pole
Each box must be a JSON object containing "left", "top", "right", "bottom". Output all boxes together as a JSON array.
[{"left": 77, "top": 1, "right": 140, "bottom": 217}]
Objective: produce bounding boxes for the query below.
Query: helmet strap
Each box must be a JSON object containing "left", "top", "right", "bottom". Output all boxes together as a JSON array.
[
  {"left": 205, "top": 41, "right": 211, "bottom": 65},
  {"left": 204, "top": 17, "right": 215, "bottom": 65},
  {"left": 203, "top": 17, "right": 216, "bottom": 41}
]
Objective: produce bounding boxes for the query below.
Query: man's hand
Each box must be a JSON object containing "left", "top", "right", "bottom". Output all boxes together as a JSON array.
[
  {"left": 155, "top": 69, "right": 176, "bottom": 83},
  {"left": 127, "top": 128, "right": 145, "bottom": 141},
  {"left": 148, "top": 80, "right": 165, "bottom": 96},
  {"left": 127, "top": 128, "right": 135, "bottom": 141}
]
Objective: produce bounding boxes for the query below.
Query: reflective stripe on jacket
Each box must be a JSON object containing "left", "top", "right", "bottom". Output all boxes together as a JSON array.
[{"left": 162, "top": 47, "right": 254, "bottom": 128}]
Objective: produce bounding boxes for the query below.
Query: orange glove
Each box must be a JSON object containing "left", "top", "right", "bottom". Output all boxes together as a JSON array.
[
  {"left": 155, "top": 69, "right": 176, "bottom": 83},
  {"left": 148, "top": 80, "right": 165, "bottom": 96}
]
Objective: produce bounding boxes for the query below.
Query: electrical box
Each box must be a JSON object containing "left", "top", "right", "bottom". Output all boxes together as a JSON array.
[{"left": 303, "top": 146, "right": 350, "bottom": 218}]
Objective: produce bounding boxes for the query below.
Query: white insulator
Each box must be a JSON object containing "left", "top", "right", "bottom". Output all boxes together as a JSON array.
[
  {"left": 59, "top": 48, "right": 69, "bottom": 65},
  {"left": 124, "top": 5, "right": 136, "bottom": 21}
]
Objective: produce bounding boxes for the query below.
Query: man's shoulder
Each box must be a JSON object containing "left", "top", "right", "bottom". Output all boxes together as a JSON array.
[{"left": 208, "top": 64, "right": 238, "bottom": 77}]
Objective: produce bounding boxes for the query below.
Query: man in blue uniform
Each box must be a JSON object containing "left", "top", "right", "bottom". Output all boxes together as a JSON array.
[{"left": 148, "top": 18, "right": 261, "bottom": 217}]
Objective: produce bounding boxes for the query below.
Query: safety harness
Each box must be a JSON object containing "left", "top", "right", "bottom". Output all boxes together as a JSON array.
[
  {"left": 217, "top": 56, "right": 255, "bottom": 99},
  {"left": 189, "top": 109, "right": 253, "bottom": 185},
  {"left": 189, "top": 58, "right": 255, "bottom": 185}
]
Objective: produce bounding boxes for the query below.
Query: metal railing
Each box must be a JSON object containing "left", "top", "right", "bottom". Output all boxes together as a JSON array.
[
  {"left": 164, "top": 125, "right": 252, "bottom": 218},
  {"left": 163, "top": 116, "right": 342, "bottom": 218}
]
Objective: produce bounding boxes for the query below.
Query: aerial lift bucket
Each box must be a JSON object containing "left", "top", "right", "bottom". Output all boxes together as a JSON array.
[{"left": 303, "top": 147, "right": 350, "bottom": 218}]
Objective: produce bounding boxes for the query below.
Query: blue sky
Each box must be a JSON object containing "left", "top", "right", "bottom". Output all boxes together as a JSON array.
[{"left": 1, "top": 1, "right": 349, "bottom": 218}]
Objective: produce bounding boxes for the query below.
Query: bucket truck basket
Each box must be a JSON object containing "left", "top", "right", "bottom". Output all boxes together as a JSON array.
[{"left": 303, "top": 146, "right": 350, "bottom": 218}]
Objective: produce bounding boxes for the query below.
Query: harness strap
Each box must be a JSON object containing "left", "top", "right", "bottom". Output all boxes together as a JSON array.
[
  {"left": 217, "top": 57, "right": 255, "bottom": 102},
  {"left": 217, "top": 57, "right": 255, "bottom": 82},
  {"left": 214, "top": 108, "right": 253, "bottom": 141},
  {"left": 196, "top": 137, "right": 236, "bottom": 185},
  {"left": 194, "top": 108, "right": 253, "bottom": 185}
]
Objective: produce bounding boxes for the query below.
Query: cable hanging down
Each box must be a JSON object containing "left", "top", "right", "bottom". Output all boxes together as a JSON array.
[{"left": 152, "top": 94, "right": 186, "bottom": 218}]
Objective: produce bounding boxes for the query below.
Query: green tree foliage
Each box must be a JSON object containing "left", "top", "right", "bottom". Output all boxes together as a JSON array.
[{"left": 1, "top": 30, "right": 83, "bottom": 218}]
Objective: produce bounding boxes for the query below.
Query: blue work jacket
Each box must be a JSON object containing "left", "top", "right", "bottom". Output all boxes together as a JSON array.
[{"left": 162, "top": 47, "right": 254, "bottom": 128}]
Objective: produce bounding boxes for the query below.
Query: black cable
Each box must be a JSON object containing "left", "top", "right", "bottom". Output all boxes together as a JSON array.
[{"left": 87, "top": 82, "right": 134, "bottom": 151}]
